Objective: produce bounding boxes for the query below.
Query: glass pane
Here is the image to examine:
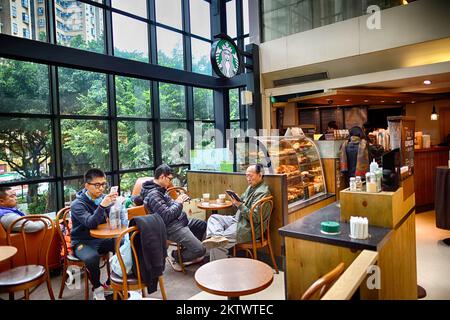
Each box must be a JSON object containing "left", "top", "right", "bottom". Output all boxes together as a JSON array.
[
  {"left": 191, "top": 38, "right": 212, "bottom": 76},
  {"left": 244, "top": 36, "right": 250, "bottom": 49},
  {"left": 111, "top": 0, "right": 147, "bottom": 18},
  {"left": 0, "top": 117, "right": 53, "bottom": 181},
  {"left": 190, "top": 0, "right": 210, "bottom": 39},
  {"left": 113, "top": 13, "right": 149, "bottom": 63},
  {"left": 159, "top": 83, "right": 186, "bottom": 119},
  {"left": 194, "top": 121, "right": 215, "bottom": 149},
  {"left": 160, "top": 122, "right": 189, "bottom": 164},
  {"left": 119, "top": 171, "right": 153, "bottom": 197},
  {"left": 1, "top": 0, "right": 47, "bottom": 41},
  {"left": 58, "top": 67, "right": 107, "bottom": 116},
  {"left": 226, "top": 0, "right": 237, "bottom": 38},
  {"left": 118, "top": 121, "right": 153, "bottom": 170},
  {"left": 13, "top": 182, "right": 57, "bottom": 214},
  {"left": 229, "top": 88, "right": 239, "bottom": 120},
  {"left": 243, "top": 0, "right": 249, "bottom": 35},
  {"left": 61, "top": 119, "right": 110, "bottom": 176},
  {"left": 157, "top": 27, "right": 184, "bottom": 70},
  {"left": 55, "top": 1, "right": 104, "bottom": 54},
  {"left": 0, "top": 58, "right": 50, "bottom": 114},
  {"left": 64, "top": 175, "right": 112, "bottom": 206},
  {"left": 171, "top": 166, "right": 188, "bottom": 187},
  {"left": 229, "top": 121, "right": 243, "bottom": 138},
  {"left": 155, "top": 0, "right": 182, "bottom": 30},
  {"left": 115, "top": 76, "right": 151, "bottom": 117},
  {"left": 193, "top": 88, "right": 214, "bottom": 120}
]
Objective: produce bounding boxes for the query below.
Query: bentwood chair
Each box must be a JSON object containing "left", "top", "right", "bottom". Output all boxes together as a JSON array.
[
  {"left": 127, "top": 205, "right": 146, "bottom": 221},
  {"left": 0, "top": 215, "right": 55, "bottom": 300},
  {"left": 55, "top": 207, "right": 110, "bottom": 300},
  {"left": 233, "top": 196, "right": 279, "bottom": 273},
  {"left": 301, "top": 262, "right": 345, "bottom": 300},
  {"left": 110, "top": 226, "right": 167, "bottom": 300}
]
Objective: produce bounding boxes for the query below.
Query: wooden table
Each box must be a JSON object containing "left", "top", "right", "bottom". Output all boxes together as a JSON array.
[
  {"left": 195, "top": 257, "right": 274, "bottom": 300},
  {"left": 0, "top": 246, "right": 17, "bottom": 262},
  {"left": 90, "top": 223, "right": 128, "bottom": 243},
  {"left": 196, "top": 200, "right": 233, "bottom": 219}
]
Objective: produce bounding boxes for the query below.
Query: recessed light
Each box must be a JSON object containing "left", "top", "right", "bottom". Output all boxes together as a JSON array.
[
  {"left": 364, "top": 100, "right": 369, "bottom": 103},
  {"left": 345, "top": 99, "right": 351, "bottom": 102},
  {"left": 423, "top": 80, "right": 432, "bottom": 85},
  {"left": 381, "top": 100, "right": 385, "bottom": 103},
  {"left": 411, "top": 101, "right": 416, "bottom": 104},
  {"left": 396, "top": 101, "right": 401, "bottom": 103}
]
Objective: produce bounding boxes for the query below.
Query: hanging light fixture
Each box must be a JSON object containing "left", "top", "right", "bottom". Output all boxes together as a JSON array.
[{"left": 431, "top": 101, "right": 438, "bottom": 121}]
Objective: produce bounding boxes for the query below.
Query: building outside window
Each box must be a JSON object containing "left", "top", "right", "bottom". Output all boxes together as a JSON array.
[
  {"left": 22, "top": 12, "right": 29, "bottom": 24},
  {"left": 12, "top": 23, "right": 18, "bottom": 35},
  {"left": 22, "top": 28, "right": 30, "bottom": 38},
  {"left": 11, "top": 6, "right": 17, "bottom": 18},
  {"left": 21, "top": 0, "right": 28, "bottom": 9}
]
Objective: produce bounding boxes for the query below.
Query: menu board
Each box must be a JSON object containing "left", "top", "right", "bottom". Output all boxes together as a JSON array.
[{"left": 388, "top": 117, "right": 415, "bottom": 179}]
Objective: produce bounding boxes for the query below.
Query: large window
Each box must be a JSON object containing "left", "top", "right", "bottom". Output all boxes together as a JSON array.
[{"left": 0, "top": 0, "right": 254, "bottom": 213}]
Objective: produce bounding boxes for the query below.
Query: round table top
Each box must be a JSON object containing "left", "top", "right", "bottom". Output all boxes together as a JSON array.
[
  {"left": 0, "top": 246, "right": 18, "bottom": 262},
  {"left": 196, "top": 200, "right": 233, "bottom": 211},
  {"left": 195, "top": 257, "right": 274, "bottom": 298},
  {"left": 90, "top": 223, "right": 128, "bottom": 239}
]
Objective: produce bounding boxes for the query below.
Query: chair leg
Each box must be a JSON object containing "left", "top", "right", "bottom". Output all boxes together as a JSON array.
[
  {"left": 46, "top": 273, "right": 55, "bottom": 300},
  {"left": 176, "top": 243, "right": 186, "bottom": 274},
  {"left": 159, "top": 276, "right": 168, "bottom": 300},
  {"left": 58, "top": 263, "right": 68, "bottom": 299},
  {"left": 106, "top": 257, "right": 111, "bottom": 279},
  {"left": 113, "top": 290, "right": 118, "bottom": 300},
  {"left": 267, "top": 241, "right": 279, "bottom": 274},
  {"left": 24, "top": 289, "right": 30, "bottom": 300},
  {"left": 84, "top": 267, "right": 89, "bottom": 300}
]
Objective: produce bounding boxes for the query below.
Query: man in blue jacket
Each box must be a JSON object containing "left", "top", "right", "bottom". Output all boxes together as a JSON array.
[
  {"left": 142, "top": 164, "right": 206, "bottom": 272},
  {"left": 70, "top": 168, "right": 119, "bottom": 300}
]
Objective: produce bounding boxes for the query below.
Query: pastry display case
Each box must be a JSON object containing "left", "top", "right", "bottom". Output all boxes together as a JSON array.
[{"left": 231, "top": 136, "right": 327, "bottom": 205}]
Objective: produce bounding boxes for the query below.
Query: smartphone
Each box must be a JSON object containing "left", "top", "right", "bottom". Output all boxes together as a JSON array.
[{"left": 110, "top": 186, "right": 119, "bottom": 193}]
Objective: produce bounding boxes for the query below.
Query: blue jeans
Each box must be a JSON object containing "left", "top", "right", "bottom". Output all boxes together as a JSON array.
[
  {"left": 167, "top": 218, "right": 206, "bottom": 262},
  {"left": 73, "top": 238, "right": 115, "bottom": 288}
]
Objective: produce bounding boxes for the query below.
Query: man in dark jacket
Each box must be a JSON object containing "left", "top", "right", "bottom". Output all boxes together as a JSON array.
[
  {"left": 70, "top": 168, "right": 119, "bottom": 300},
  {"left": 142, "top": 164, "right": 206, "bottom": 272}
]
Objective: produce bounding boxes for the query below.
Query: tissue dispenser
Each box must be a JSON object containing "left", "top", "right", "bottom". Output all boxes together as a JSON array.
[{"left": 320, "top": 221, "right": 340, "bottom": 235}]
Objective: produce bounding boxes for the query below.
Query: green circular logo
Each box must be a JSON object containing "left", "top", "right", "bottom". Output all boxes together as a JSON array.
[{"left": 211, "top": 37, "right": 240, "bottom": 78}]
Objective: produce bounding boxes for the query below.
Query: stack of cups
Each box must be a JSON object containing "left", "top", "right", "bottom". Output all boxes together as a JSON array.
[{"left": 350, "top": 216, "right": 369, "bottom": 239}]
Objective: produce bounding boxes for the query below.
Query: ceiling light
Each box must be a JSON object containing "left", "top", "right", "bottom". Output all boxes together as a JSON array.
[
  {"left": 431, "top": 101, "right": 438, "bottom": 120},
  {"left": 411, "top": 101, "right": 416, "bottom": 104},
  {"left": 381, "top": 100, "right": 385, "bottom": 103},
  {"left": 364, "top": 100, "right": 369, "bottom": 103},
  {"left": 423, "top": 80, "right": 432, "bottom": 85},
  {"left": 396, "top": 101, "right": 401, "bottom": 103},
  {"left": 345, "top": 99, "right": 351, "bottom": 102}
]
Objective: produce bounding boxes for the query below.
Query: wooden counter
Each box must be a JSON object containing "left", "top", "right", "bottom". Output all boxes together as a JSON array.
[
  {"left": 280, "top": 187, "right": 417, "bottom": 300},
  {"left": 414, "top": 146, "right": 449, "bottom": 211}
]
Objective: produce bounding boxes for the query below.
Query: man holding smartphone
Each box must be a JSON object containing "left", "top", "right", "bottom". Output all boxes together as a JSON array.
[
  {"left": 142, "top": 164, "right": 206, "bottom": 272},
  {"left": 202, "top": 164, "right": 271, "bottom": 261},
  {"left": 70, "top": 168, "right": 122, "bottom": 300}
]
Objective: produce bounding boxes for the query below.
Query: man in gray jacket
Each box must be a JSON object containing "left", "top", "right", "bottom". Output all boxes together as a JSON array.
[{"left": 142, "top": 164, "right": 206, "bottom": 272}]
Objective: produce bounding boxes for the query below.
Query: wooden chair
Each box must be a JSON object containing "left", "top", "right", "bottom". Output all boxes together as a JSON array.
[
  {"left": 55, "top": 207, "right": 110, "bottom": 300},
  {"left": 127, "top": 205, "right": 146, "bottom": 221},
  {"left": 301, "top": 262, "right": 345, "bottom": 300},
  {"left": 0, "top": 215, "right": 55, "bottom": 300},
  {"left": 110, "top": 226, "right": 167, "bottom": 300},
  {"left": 165, "top": 186, "right": 191, "bottom": 273},
  {"left": 233, "top": 196, "right": 279, "bottom": 273},
  {"left": 131, "top": 177, "right": 153, "bottom": 196}
]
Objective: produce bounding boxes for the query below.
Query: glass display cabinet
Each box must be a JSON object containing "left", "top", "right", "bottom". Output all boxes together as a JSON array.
[{"left": 231, "top": 135, "right": 327, "bottom": 205}]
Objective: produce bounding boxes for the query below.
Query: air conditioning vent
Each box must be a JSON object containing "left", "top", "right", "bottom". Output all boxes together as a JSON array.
[{"left": 273, "top": 72, "right": 328, "bottom": 87}]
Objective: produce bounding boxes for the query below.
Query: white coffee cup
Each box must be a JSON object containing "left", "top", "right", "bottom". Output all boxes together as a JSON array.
[
  {"left": 202, "top": 193, "right": 210, "bottom": 201},
  {"left": 217, "top": 194, "right": 226, "bottom": 203}
]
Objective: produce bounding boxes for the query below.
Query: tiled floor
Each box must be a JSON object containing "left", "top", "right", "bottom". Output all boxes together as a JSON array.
[{"left": 2, "top": 210, "right": 449, "bottom": 300}]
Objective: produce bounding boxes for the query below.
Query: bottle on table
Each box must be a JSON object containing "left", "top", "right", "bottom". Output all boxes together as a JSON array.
[
  {"left": 109, "top": 201, "right": 121, "bottom": 229},
  {"left": 355, "top": 176, "right": 363, "bottom": 192},
  {"left": 349, "top": 177, "right": 356, "bottom": 191}
]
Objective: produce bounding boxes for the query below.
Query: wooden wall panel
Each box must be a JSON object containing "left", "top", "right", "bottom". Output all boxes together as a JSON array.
[{"left": 414, "top": 147, "right": 449, "bottom": 208}]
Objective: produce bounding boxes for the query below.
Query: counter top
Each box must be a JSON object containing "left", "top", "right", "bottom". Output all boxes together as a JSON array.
[
  {"left": 279, "top": 202, "right": 392, "bottom": 251},
  {"left": 414, "top": 146, "right": 449, "bottom": 153}
]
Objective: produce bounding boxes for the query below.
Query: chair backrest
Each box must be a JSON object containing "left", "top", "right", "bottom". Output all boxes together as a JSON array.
[
  {"left": 114, "top": 226, "right": 143, "bottom": 298},
  {"left": 55, "top": 207, "right": 72, "bottom": 258},
  {"left": 248, "top": 196, "right": 274, "bottom": 247},
  {"left": 7, "top": 215, "right": 55, "bottom": 268},
  {"left": 301, "top": 262, "right": 346, "bottom": 300},
  {"left": 166, "top": 186, "right": 189, "bottom": 200},
  {"left": 127, "top": 205, "right": 146, "bottom": 221},
  {"left": 132, "top": 177, "right": 153, "bottom": 196}
]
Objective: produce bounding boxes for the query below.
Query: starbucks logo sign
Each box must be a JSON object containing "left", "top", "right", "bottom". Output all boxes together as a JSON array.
[{"left": 211, "top": 35, "right": 241, "bottom": 78}]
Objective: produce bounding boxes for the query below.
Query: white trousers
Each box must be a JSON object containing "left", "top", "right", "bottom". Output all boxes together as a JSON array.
[{"left": 206, "top": 213, "right": 238, "bottom": 261}]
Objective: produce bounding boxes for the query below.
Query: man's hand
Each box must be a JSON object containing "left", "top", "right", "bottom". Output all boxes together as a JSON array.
[
  {"left": 175, "top": 194, "right": 190, "bottom": 204},
  {"left": 230, "top": 197, "right": 242, "bottom": 207},
  {"left": 100, "top": 191, "right": 118, "bottom": 207}
]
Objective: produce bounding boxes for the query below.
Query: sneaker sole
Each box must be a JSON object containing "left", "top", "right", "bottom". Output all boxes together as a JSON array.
[
  {"left": 166, "top": 257, "right": 183, "bottom": 272},
  {"left": 202, "top": 239, "right": 229, "bottom": 250}
]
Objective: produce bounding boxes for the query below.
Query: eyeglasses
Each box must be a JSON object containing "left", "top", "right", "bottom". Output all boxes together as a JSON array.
[
  {"left": 165, "top": 175, "right": 173, "bottom": 182},
  {"left": 87, "top": 182, "right": 108, "bottom": 189}
]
